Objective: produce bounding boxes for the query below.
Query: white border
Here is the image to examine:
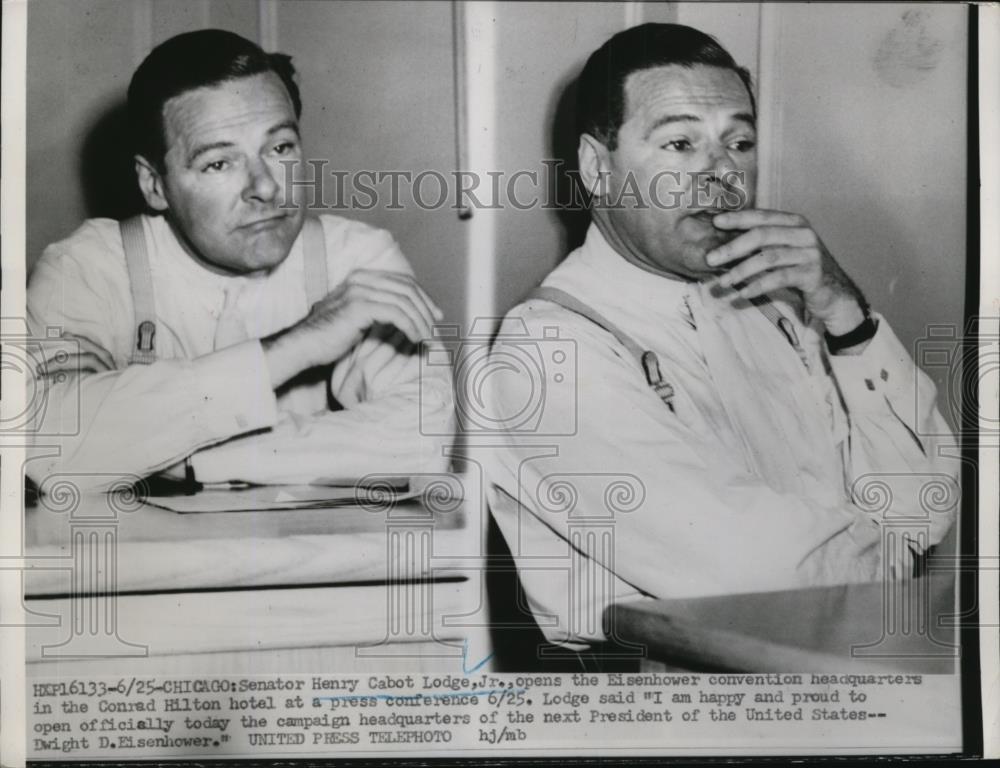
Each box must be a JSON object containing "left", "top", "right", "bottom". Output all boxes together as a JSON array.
[
  {"left": 0, "top": 1, "right": 28, "bottom": 765},
  {"left": 978, "top": 4, "right": 999, "bottom": 760}
]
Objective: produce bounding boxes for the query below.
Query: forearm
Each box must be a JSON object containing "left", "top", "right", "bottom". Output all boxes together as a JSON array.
[
  {"left": 28, "top": 341, "right": 279, "bottom": 491},
  {"left": 190, "top": 386, "right": 453, "bottom": 484},
  {"left": 503, "top": 445, "right": 884, "bottom": 600}
]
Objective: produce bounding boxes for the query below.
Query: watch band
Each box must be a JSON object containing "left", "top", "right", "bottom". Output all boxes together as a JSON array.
[{"left": 825, "top": 312, "right": 878, "bottom": 354}]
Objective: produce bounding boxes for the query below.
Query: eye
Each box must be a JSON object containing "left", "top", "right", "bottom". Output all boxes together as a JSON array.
[
  {"left": 272, "top": 140, "right": 298, "bottom": 156},
  {"left": 729, "top": 138, "right": 757, "bottom": 152},
  {"left": 201, "top": 159, "right": 229, "bottom": 173},
  {"left": 661, "top": 139, "right": 693, "bottom": 152}
]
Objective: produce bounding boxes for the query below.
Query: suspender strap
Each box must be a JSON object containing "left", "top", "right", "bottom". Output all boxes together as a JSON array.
[
  {"left": 302, "top": 217, "right": 329, "bottom": 307},
  {"left": 120, "top": 216, "right": 158, "bottom": 365},
  {"left": 121, "top": 216, "right": 328, "bottom": 366},
  {"left": 527, "top": 286, "right": 675, "bottom": 411}
]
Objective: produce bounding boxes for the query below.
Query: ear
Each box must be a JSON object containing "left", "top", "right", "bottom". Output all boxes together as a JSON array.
[
  {"left": 578, "top": 133, "right": 612, "bottom": 200},
  {"left": 135, "top": 156, "right": 169, "bottom": 212}
]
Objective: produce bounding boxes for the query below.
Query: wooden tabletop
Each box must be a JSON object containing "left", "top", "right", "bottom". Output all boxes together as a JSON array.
[
  {"left": 607, "top": 570, "right": 959, "bottom": 673},
  {"left": 24, "top": 485, "right": 478, "bottom": 596}
]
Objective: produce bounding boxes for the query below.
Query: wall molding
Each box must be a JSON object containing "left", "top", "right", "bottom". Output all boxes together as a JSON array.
[
  {"left": 131, "top": 0, "right": 153, "bottom": 67},
  {"left": 257, "top": 0, "right": 279, "bottom": 50},
  {"left": 624, "top": 1, "right": 643, "bottom": 29},
  {"left": 461, "top": 0, "right": 498, "bottom": 326},
  {"left": 755, "top": 2, "right": 782, "bottom": 208}
]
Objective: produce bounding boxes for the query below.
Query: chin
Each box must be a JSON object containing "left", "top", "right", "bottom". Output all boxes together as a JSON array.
[
  {"left": 251, "top": 247, "right": 294, "bottom": 272},
  {"left": 247, "top": 230, "right": 298, "bottom": 268}
]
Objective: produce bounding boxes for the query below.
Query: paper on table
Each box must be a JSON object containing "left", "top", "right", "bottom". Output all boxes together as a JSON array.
[{"left": 143, "top": 480, "right": 418, "bottom": 514}]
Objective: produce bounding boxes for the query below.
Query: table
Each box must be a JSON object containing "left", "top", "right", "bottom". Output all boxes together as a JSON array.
[
  {"left": 24, "top": 479, "right": 490, "bottom": 677},
  {"left": 607, "top": 570, "right": 960, "bottom": 673}
]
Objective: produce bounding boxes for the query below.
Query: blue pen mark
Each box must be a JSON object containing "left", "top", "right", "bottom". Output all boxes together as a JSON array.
[
  {"left": 317, "top": 688, "right": 525, "bottom": 704},
  {"left": 461, "top": 638, "right": 494, "bottom": 675}
]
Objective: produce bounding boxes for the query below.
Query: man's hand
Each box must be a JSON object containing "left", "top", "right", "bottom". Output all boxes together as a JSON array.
[
  {"left": 262, "top": 269, "right": 442, "bottom": 389},
  {"left": 705, "top": 209, "right": 867, "bottom": 335},
  {"left": 34, "top": 333, "right": 115, "bottom": 377}
]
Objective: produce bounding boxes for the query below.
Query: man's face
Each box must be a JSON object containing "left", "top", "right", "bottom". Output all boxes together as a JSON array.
[
  {"left": 148, "top": 72, "right": 305, "bottom": 275},
  {"left": 595, "top": 64, "right": 757, "bottom": 280}
]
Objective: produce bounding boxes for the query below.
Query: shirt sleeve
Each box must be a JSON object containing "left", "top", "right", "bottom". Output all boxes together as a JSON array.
[
  {"left": 825, "top": 314, "right": 959, "bottom": 549},
  {"left": 26, "top": 245, "right": 279, "bottom": 492},
  {"left": 486, "top": 304, "right": 888, "bottom": 609},
  {"left": 188, "top": 221, "right": 456, "bottom": 484}
]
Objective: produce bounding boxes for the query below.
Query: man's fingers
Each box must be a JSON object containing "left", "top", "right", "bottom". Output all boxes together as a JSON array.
[
  {"left": 711, "top": 208, "right": 807, "bottom": 230},
  {"left": 716, "top": 247, "right": 809, "bottom": 289},
  {"left": 391, "top": 278, "right": 442, "bottom": 328},
  {"left": 347, "top": 270, "right": 441, "bottom": 328},
  {"left": 347, "top": 283, "right": 433, "bottom": 341},
  {"left": 735, "top": 265, "right": 812, "bottom": 301},
  {"left": 69, "top": 334, "right": 116, "bottom": 370},
  {"left": 706, "top": 226, "right": 815, "bottom": 267},
  {"left": 37, "top": 352, "right": 112, "bottom": 376},
  {"left": 37, "top": 334, "right": 115, "bottom": 372},
  {"left": 375, "top": 274, "right": 443, "bottom": 325},
  {"left": 360, "top": 283, "right": 434, "bottom": 338},
  {"left": 359, "top": 299, "right": 426, "bottom": 343}
]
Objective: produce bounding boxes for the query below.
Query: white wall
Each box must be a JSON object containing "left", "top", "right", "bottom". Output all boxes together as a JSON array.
[{"left": 766, "top": 4, "right": 968, "bottom": 380}]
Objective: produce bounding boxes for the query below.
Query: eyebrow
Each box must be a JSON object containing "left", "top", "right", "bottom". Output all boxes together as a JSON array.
[
  {"left": 267, "top": 119, "right": 300, "bottom": 138},
  {"left": 644, "top": 111, "right": 756, "bottom": 139},
  {"left": 186, "top": 120, "right": 301, "bottom": 166}
]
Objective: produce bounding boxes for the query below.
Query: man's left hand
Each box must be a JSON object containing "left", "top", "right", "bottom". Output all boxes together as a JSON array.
[{"left": 705, "top": 209, "right": 867, "bottom": 335}]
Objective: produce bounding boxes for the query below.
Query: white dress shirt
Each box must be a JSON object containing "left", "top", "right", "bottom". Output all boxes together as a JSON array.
[
  {"left": 485, "top": 224, "right": 958, "bottom": 649},
  {"left": 27, "top": 213, "right": 454, "bottom": 490}
]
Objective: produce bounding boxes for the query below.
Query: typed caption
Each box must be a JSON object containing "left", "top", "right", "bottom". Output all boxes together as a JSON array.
[{"left": 29, "top": 671, "right": 961, "bottom": 757}]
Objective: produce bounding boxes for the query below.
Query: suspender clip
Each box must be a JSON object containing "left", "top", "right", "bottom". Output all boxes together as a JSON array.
[
  {"left": 641, "top": 351, "right": 675, "bottom": 412},
  {"left": 136, "top": 320, "right": 156, "bottom": 354}
]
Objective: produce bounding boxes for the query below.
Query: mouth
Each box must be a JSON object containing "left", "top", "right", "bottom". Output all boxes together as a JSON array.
[
  {"left": 688, "top": 209, "right": 727, "bottom": 226},
  {"left": 239, "top": 214, "right": 287, "bottom": 231}
]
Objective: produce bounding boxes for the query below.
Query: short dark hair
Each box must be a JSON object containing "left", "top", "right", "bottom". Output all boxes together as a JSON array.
[
  {"left": 577, "top": 23, "right": 754, "bottom": 150},
  {"left": 127, "top": 29, "right": 302, "bottom": 170}
]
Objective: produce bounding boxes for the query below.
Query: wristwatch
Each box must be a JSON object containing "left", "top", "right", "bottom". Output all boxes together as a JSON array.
[{"left": 824, "top": 309, "right": 878, "bottom": 354}]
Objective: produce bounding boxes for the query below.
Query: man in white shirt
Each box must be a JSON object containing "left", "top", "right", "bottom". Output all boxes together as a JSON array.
[
  {"left": 485, "top": 23, "right": 958, "bottom": 651},
  {"left": 27, "top": 29, "right": 454, "bottom": 491}
]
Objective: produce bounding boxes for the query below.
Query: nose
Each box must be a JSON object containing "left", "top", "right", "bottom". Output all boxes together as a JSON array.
[
  {"left": 242, "top": 156, "right": 279, "bottom": 204},
  {"left": 703, "top": 141, "right": 740, "bottom": 177},
  {"left": 699, "top": 144, "right": 748, "bottom": 210}
]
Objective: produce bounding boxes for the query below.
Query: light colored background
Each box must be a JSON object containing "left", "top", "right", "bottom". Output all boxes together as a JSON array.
[{"left": 26, "top": 0, "right": 969, "bottom": 400}]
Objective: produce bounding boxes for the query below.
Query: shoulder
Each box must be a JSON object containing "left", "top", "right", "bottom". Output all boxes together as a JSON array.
[
  {"left": 497, "top": 292, "right": 633, "bottom": 376},
  {"left": 33, "top": 218, "right": 126, "bottom": 271},
  {"left": 313, "top": 214, "right": 411, "bottom": 276},
  {"left": 29, "top": 218, "right": 130, "bottom": 305},
  {"left": 27, "top": 218, "right": 133, "bottom": 345},
  {"left": 499, "top": 253, "right": 613, "bottom": 346}
]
